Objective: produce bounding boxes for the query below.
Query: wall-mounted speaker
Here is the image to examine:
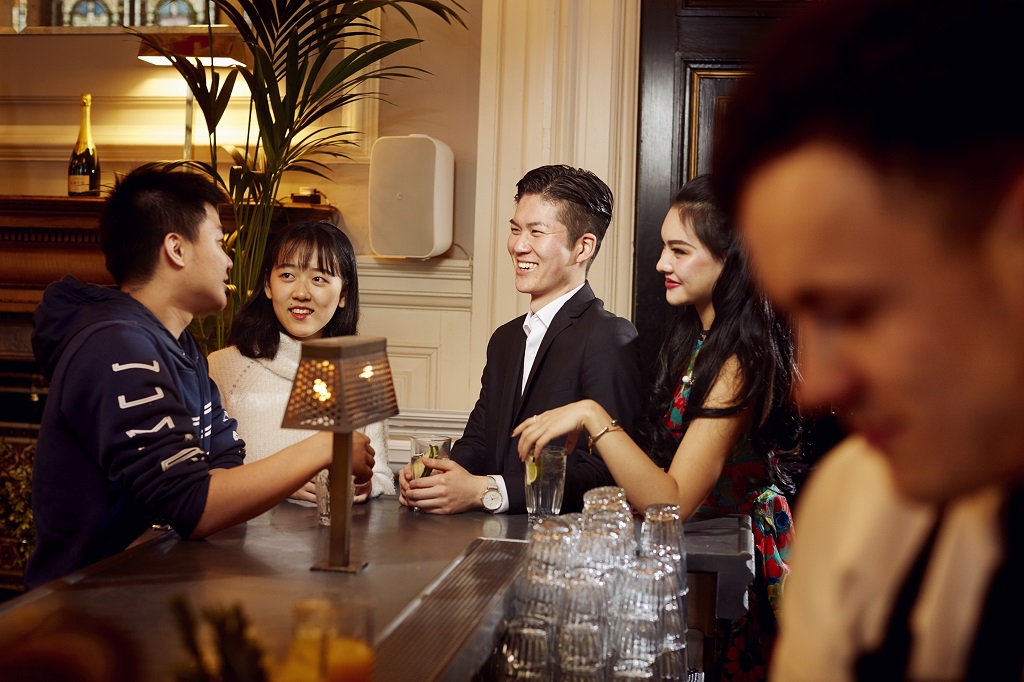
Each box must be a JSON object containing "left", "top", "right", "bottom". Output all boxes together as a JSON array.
[{"left": 369, "top": 134, "right": 454, "bottom": 259}]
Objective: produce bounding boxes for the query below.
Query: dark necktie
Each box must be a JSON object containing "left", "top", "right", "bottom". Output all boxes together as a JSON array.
[
  {"left": 854, "top": 512, "right": 942, "bottom": 681},
  {"left": 963, "top": 488, "right": 1024, "bottom": 680}
]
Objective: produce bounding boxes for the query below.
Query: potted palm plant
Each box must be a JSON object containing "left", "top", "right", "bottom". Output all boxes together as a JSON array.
[{"left": 136, "top": 0, "right": 465, "bottom": 352}]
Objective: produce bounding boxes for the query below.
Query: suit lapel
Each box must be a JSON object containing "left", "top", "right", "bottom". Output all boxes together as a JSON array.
[
  {"left": 519, "top": 283, "right": 596, "bottom": 414},
  {"left": 501, "top": 321, "right": 528, "bottom": 451}
]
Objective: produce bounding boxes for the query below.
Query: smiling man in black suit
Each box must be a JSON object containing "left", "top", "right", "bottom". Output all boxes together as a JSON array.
[{"left": 399, "top": 165, "right": 642, "bottom": 514}]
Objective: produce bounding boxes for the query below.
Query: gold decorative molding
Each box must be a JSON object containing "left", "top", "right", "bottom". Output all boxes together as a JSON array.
[{"left": 687, "top": 68, "right": 749, "bottom": 179}]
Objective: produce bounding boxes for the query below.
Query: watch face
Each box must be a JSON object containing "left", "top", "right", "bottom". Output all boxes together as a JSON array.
[
  {"left": 482, "top": 517, "right": 506, "bottom": 537},
  {"left": 483, "top": 489, "right": 502, "bottom": 511}
]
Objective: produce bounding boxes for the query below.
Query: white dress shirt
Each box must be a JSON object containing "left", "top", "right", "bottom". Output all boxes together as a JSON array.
[
  {"left": 772, "top": 436, "right": 1006, "bottom": 681},
  {"left": 491, "top": 283, "right": 586, "bottom": 513}
]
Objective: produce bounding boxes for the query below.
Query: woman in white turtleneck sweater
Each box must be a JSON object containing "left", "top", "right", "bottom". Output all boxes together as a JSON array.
[{"left": 208, "top": 221, "right": 394, "bottom": 504}]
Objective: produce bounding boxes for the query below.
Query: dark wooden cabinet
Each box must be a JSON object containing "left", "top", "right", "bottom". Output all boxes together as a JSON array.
[{"left": 0, "top": 196, "right": 114, "bottom": 316}]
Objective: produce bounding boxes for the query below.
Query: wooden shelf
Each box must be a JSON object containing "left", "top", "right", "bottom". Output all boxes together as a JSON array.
[{"left": 0, "top": 195, "right": 336, "bottom": 314}]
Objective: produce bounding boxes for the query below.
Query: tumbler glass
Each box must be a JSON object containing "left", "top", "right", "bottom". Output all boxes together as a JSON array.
[
  {"left": 410, "top": 435, "right": 451, "bottom": 478},
  {"left": 561, "top": 566, "right": 608, "bottom": 626},
  {"left": 556, "top": 622, "right": 607, "bottom": 681},
  {"left": 525, "top": 517, "right": 575, "bottom": 582},
  {"left": 525, "top": 445, "right": 567, "bottom": 522},
  {"left": 498, "top": 615, "right": 552, "bottom": 681},
  {"left": 582, "top": 486, "right": 628, "bottom": 511},
  {"left": 516, "top": 517, "right": 573, "bottom": 626},
  {"left": 608, "top": 556, "right": 669, "bottom": 678},
  {"left": 316, "top": 468, "right": 331, "bottom": 526},
  {"left": 559, "top": 566, "right": 611, "bottom": 678},
  {"left": 639, "top": 504, "right": 689, "bottom": 660},
  {"left": 639, "top": 504, "right": 688, "bottom": 584},
  {"left": 582, "top": 487, "right": 635, "bottom": 551}
]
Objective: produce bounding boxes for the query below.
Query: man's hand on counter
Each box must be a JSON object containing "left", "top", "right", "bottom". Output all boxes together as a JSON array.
[{"left": 399, "top": 457, "right": 487, "bottom": 514}]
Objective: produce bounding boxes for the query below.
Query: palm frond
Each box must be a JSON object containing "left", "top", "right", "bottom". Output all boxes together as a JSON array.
[{"left": 162, "top": 0, "right": 466, "bottom": 353}]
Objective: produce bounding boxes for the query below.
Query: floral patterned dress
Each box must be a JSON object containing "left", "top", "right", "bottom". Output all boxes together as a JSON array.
[{"left": 664, "top": 336, "right": 794, "bottom": 682}]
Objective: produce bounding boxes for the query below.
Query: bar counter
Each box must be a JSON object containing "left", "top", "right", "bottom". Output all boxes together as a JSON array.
[{"left": 0, "top": 498, "right": 754, "bottom": 680}]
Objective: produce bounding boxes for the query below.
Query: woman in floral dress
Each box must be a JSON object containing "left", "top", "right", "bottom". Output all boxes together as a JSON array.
[{"left": 513, "top": 174, "right": 800, "bottom": 681}]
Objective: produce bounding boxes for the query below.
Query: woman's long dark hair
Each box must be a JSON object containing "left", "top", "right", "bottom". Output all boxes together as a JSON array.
[
  {"left": 229, "top": 220, "right": 360, "bottom": 359},
  {"left": 637, "top": 175, "right": 801, "bottom": 492}
]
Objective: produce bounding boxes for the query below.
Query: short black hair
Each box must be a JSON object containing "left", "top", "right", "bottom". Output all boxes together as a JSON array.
[
  {"left": 229, "top": 220, "right": 360, "bottom": 359},
  {"left": 714, "top": 0, "right": 1024, "bottom": 240},
  {"left": 100, "top": 163, "right": 228, "bottom": 286},
  {"left": 514, "top": 165, "right": 614, "bottom": 268}
]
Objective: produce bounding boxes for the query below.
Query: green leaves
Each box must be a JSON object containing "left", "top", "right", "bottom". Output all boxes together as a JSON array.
[
  {"left": 170, "top": 596, "right": 270, "bottom": 682},
  {"left": 0, "top": 439, "right": 34, "bottom": 570}
]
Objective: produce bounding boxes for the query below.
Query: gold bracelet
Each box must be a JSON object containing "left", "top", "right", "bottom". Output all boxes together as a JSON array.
[{"left": 588, "top": 419, "right": 621, "bottom": 455}]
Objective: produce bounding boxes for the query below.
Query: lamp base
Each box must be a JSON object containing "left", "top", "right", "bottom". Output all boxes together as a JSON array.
[{"left": 310, "top": 559, "right": 368, "bottom": 574}]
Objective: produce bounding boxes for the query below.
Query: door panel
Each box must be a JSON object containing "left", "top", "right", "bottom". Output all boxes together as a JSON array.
[
  {"left": 635, "top": 2, "right": 792, "bottom": 367},
  {"left": 634, "top": 0, "right": 843, "bottom": 493}
]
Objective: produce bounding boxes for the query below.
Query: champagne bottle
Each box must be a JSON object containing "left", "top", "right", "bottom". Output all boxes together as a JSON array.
[{"left": 68, "top": 94, "right": 100, "bottom": 196}]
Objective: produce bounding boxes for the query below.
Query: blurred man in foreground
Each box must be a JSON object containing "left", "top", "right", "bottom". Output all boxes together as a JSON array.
[{"left": 714, "top": 0, "right": 1024, "bottom": 678}]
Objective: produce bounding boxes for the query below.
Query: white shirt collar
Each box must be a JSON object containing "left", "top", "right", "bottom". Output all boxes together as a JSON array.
[{"left": 526, "top": 282, "right": 585, "bottom": 332}]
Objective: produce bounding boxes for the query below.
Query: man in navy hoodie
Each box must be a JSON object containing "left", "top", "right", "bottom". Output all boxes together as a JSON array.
[{"left": 26, "top": 163, "right": 375, "bottom": 588}]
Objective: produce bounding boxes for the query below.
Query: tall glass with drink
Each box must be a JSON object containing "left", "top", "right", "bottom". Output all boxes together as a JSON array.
[{"left": 525, "top": 445, "right": 567, "bottom": 522}]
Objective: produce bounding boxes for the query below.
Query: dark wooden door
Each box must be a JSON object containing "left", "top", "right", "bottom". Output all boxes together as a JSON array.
[
  {"left": 633, "top": 0, "right": 845, "bottom": 495},
  {"left": 633, "top": 0, "right": 805, "bottom": 364}
]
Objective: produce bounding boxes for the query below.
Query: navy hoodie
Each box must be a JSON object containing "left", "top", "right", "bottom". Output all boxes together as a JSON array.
[{"left": 26, "top": 276, "right": 245, "bottom": 588}]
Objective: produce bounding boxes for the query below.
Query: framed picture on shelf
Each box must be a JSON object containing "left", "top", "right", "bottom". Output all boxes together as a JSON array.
[
  {"left": 143, "top": 0, "right": 205, "bottom": 26},
  {"left": 62, "top": 0, "right": 118, "bottom": 26}
]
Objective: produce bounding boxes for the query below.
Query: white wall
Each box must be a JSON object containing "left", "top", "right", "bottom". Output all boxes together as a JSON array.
[{"left": 468, "top": 0, "right": 640, "bottom": 386}]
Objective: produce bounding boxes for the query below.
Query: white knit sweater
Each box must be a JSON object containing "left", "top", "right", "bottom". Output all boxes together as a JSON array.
[{"left": 208, "top": 333, "right": 395, "bottom": 498}]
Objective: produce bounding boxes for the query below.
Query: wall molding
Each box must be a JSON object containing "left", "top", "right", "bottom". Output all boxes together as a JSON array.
[
  {"left": 355, "top": 256, "right": 474, "bottom": 412},
  {"left": 386, "top": 408, "right": 471, "bottom": 468},
  {"left": 356, "top": 256, "right": 472, "bottom": 311}
]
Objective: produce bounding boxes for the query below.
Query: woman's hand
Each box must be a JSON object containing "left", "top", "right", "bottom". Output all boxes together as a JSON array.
[
  {"left": 512, "top": 400, "right": 609, "bottom": 461},
  {"left": 353, "top": 478, "right": 372, "bottom": 504},
  {"left": 352, "top": 431, "right": 376, "bottom": 484},
  {"left": 290, "top": 479, "right": 317, "bottom": 503}
]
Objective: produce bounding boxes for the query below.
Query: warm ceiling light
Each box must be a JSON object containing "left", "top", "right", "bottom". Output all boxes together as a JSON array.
[{"left": 137, "top": 33, "right": 246, "bottom": 67}]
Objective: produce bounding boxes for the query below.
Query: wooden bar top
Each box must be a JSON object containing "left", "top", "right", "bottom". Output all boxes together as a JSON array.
[{"left": 0, "top": 499, "right": 753, "bottom": 680}]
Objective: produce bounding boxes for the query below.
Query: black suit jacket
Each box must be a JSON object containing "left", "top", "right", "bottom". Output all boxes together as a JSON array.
[{"left": 452, "top": 283, "right": 643, "bottom": 513}]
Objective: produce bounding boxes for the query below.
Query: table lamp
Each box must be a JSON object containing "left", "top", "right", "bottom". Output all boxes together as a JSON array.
[
  {"left": 282, "top": 337, "right": 399, "bottom": 573},
  {"left": 137, "top": 33, "right": 246, "bottom": 160}
]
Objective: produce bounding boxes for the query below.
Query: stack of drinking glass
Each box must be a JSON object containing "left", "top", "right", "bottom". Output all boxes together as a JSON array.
[{"left": 492, "top": 487, "right": 692, "bottom": 681}]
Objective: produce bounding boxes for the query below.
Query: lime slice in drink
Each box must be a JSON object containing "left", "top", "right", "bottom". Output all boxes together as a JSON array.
[
  {"left": 526, "top": 458, "right": 541, "bottom": 485},
  {"left": 412, "top": 458, "right": 426, "bottom": 479}
]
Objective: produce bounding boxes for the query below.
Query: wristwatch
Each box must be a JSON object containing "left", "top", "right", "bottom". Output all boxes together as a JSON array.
[{"left": 482, "top": 476, "right": 503, "bottom": 512}]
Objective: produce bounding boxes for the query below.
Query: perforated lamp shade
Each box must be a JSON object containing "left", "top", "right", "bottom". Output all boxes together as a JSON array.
[
  {"left": 282, "top": 337, "right": 398, "bottom": 432},
  {"left": 282, "top": 337, "right": 398, "bottom": 572}
]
